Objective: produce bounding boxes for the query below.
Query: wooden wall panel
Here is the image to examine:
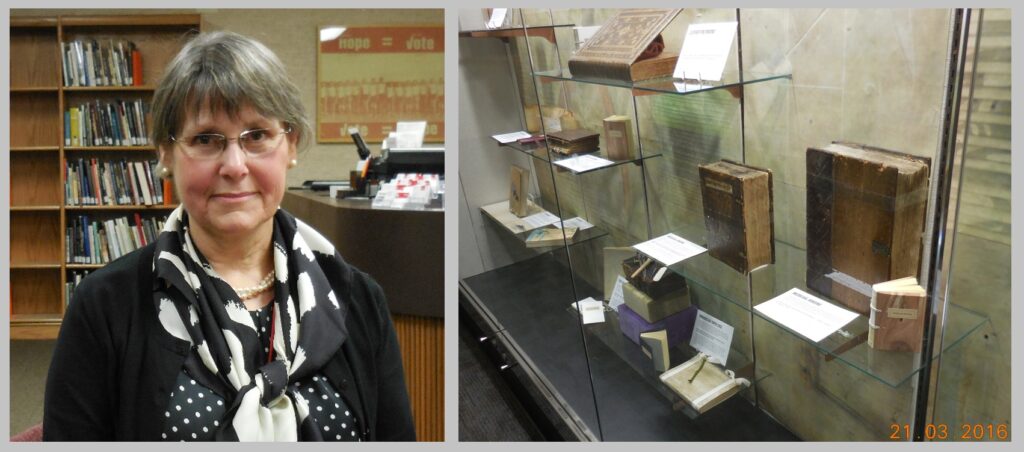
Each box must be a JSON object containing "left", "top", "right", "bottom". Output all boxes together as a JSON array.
[{"left": 392, "top": 314, "right": 444, "bottom": 441}]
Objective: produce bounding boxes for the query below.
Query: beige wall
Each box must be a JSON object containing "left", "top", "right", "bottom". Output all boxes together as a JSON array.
[{"left": 12, "top": 8, "right": 444, "bottom": 186}]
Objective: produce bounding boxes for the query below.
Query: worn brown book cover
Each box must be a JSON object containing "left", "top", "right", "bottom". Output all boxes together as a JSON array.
[
  {"left": 698, "top": 160, "right": 774, "bottom": 274},
  {"left": 603, "top": 115, "right": 636, "bottom": 160},
  {"left": 509, "top": 165, "right": 530, "bottom": 217},
  {"left": 869, "top": 277, "right": 926, "bottom": 352},
  {"left": 806, "top": 142, "right": 930, "bottom": 315},
  {"left": 628, "top": 52, "right": 679, "bottom": 81},
  {"left": 547, "top": 128, "right": 600, "bottom": 155},
  {"left": 660, "top": 354, "right": 748, "bottom": 414},
  {"left": 568, "top": 9, "right": 681, "bottom": 82}
]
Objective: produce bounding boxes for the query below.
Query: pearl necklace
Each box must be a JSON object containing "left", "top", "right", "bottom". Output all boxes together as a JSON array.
[{"left": 235, "top": 269, "right": 276, "bottom": 300}]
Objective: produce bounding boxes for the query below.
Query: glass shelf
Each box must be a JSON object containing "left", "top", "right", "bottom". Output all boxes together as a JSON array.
[
  {"left": 497, "top": 140, "right": 551, "bottom": 163},
  {"left": 577, "top": 303, "right": 768, "bottom": 419},
  {"left": 461, "top": 251, "right": 798, "bottom": 440},
  {"left": 459, "top": 23, "right": 575, "bottom": 41},
  {"left": 552, "top": 150, "right": 663, "bottom": 175},
  {"left": 479, "top": 200, "right": 608, "bottom": 249},
  {"left": 652, "top": 232, "right": 989, "bottom": 388},
  {"left": 534, "top": 69, "right": 791, "bottom": 97},
  {"left": 498, "top": 140, "right": 662, "bottom": 175}
]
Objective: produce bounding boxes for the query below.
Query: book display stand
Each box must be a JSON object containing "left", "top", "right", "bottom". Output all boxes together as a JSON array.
[
  {"left": 10, "top": 14, "right": 201, "bottom": 339},
  {"left": 458, "top": 8, "right": 999, "bottom": 441}
]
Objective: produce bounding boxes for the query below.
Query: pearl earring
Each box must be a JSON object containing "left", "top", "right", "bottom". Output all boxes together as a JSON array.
[
  {"left": 288, "top": 159, "right": 298, "bottom": 168},
  {"left": 160, "top": 167, "right": 172, "bottom": 178}
]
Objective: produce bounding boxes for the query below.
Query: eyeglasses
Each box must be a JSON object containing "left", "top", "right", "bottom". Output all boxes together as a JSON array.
[{"left": 169, "top": 125, "right": 292, "bottom": 160}]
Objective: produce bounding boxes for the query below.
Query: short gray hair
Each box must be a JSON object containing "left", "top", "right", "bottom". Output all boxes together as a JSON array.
[{"left": 151, "top": 31, "right": 312, "bottom": 150}]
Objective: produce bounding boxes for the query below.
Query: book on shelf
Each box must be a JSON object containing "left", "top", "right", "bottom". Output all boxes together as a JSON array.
[
  {"left": 640, "top": 329, "right": 671, "bottom": 372},
  {"left": 62, "top": 38, "right": 140, "bottom": 87},
  {"left": 546, "top": 128, "right": 600, "bottom": 155},
  {"left": 65, "top": 99, "right": 149, "bottom": 147},
  {"left": 509, "top": 165, "right": 530, "bottom": 217},
  {"left": 64, "top": 158, "right": 163, "bottom": 206},
  {"left": 66, "top": 270, "right": 93, "bottom": 306},
  {"left": 660, "top": 353, "right": 749, "bottom": 414},
  {"left": 603, "top": 115, "right": 636, "bottom": 161},
  {"left": 869, "top": 277, "right": 927, "bottom": 352},
  {"left": 806, "top": 142, "right": 930, "bottom": 315},
  {"left": 698, "top": 160, "right": 774, "bottom": 274},
  {"left": 567, "top": 9, "right": 682, "bottom": 83},
  {"left": 525, "top": 226, "right": 577, "bottom": 248},
  {"left": 66, "top": 214, "right": 167, "bottom": 265}
]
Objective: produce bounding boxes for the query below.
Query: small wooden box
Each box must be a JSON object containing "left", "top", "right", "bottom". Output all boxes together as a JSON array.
[
  {"left": 698, "top": 160, "right": 774, "bottom": 274},
  {"left": 622, "top": 281, "right": 690, "bottom": 323}
]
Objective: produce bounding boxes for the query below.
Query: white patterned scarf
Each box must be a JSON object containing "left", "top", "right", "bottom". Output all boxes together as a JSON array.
[{"left": 153, "top": 206, "right": 349, "bottom": 441}]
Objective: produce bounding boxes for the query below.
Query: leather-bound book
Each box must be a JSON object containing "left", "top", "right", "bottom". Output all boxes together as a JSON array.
[
  {"left": 568, "top": 9, "right": 681, "bottom": 83},
  {"left": 546, "top": 128, "right": 600, "bottom": 155},
  {"left": 698, "top": 160, "right": 774, "bottom": 274},
  {"left": 869, "top": 277, "right": 927, "bottom": 352},
  {"left": 806, "top": 142, "right": 930, "bottom": 315}
]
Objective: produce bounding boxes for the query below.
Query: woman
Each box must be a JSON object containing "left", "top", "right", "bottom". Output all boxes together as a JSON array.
[{"left": 43, "top": 31, "right": 415, "bottom": 441}]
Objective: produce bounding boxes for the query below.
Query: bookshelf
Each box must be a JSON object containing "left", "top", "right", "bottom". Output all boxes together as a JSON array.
[{"left": 9, "top": 14, "right": 201, "bottom": 340}]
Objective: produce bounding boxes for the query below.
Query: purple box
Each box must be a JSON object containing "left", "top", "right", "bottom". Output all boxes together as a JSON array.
[{"left": 617, "top": 304, "right": 697, "bottom": 349}]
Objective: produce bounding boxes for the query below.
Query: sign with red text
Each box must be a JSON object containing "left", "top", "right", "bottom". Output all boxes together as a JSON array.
[{"left": 317, "top": 25, "right": 444, "bottom": 143}]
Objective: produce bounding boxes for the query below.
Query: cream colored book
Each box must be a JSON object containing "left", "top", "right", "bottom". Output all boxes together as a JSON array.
[
  {"left": 660, "top": 353, "right": 749, "bottom": 414},
  {"left": 509, "top": 165, "right": 530, "bottom": 217},
  {"left": 524, "top": 227, "right": 577, "bottom": 248},
  {"left": 869, "top": 277, "right": 927, "bottom": 352},
  {"left": 640, "top": 330, "right": 670, "bottom": 372}
]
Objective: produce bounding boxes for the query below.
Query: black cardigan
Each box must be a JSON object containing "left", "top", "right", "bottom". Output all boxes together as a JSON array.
[{"left": 43, "top": 242, "right": 415, "bottom": 441}]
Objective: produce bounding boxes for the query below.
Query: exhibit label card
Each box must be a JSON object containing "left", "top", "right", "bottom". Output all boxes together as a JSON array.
[
  {"left": 518, "top": 211, "right": 560, "bottom": 231},
  {"left": 754, "top": 288, "right": 858, "bottom": 343},
  {"left": 673, "top": 22, "right": 737, "bottom": 82},
  {"left": 491, "top": 130, "right": 533, "bottom": 144},
  {"left": 572, "top": 297, "right": 606, "bottom": 324},
  {"left": 633, "top": 233, "right": 707, "bottom": 266},
  {"left": 554, "top": 154, "right": 615, "bottom": 173},
  {"left": 690, "top": 309, "right": 733, "bottom": 366},
  {"left": 555, "top": 216, "right": 595, "bottom": 231},
  {"left": 486, "top": 8, "right": 507, "bottom": 29},
  {"left": 608, "top": 275, "right": 627, "bottom": 311}
]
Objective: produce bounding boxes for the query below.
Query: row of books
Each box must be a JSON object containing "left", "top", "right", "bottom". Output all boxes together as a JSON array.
[
  {"left": 66, "top": 214, "right": 167, "bottom": 265},
  {"left": 62, "top": 39, "right": 142, "bottom": 87},
  {"left": 65, "top": 99, "right": 149, "bottom": 147},
  {"left": 64, "top": 158, "right": 172, "bottom": 206},
  {"left": 66, "top": 270, "right": 92, "bottom": 307}
]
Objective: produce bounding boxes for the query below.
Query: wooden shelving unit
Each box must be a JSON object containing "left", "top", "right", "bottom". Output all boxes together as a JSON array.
[{"left": 9, "top": 15, "right": 201, "bottom": 340}]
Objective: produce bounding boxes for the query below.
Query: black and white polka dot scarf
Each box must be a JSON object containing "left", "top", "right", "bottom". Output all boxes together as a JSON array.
[{"left": 153, "top": 206, "right": 350, "bottom": 441}]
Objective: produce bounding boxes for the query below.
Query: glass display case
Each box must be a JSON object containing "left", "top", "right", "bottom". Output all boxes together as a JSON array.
[{"left": 458, "top": 8, "right": 1007, "bottom": 441}]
